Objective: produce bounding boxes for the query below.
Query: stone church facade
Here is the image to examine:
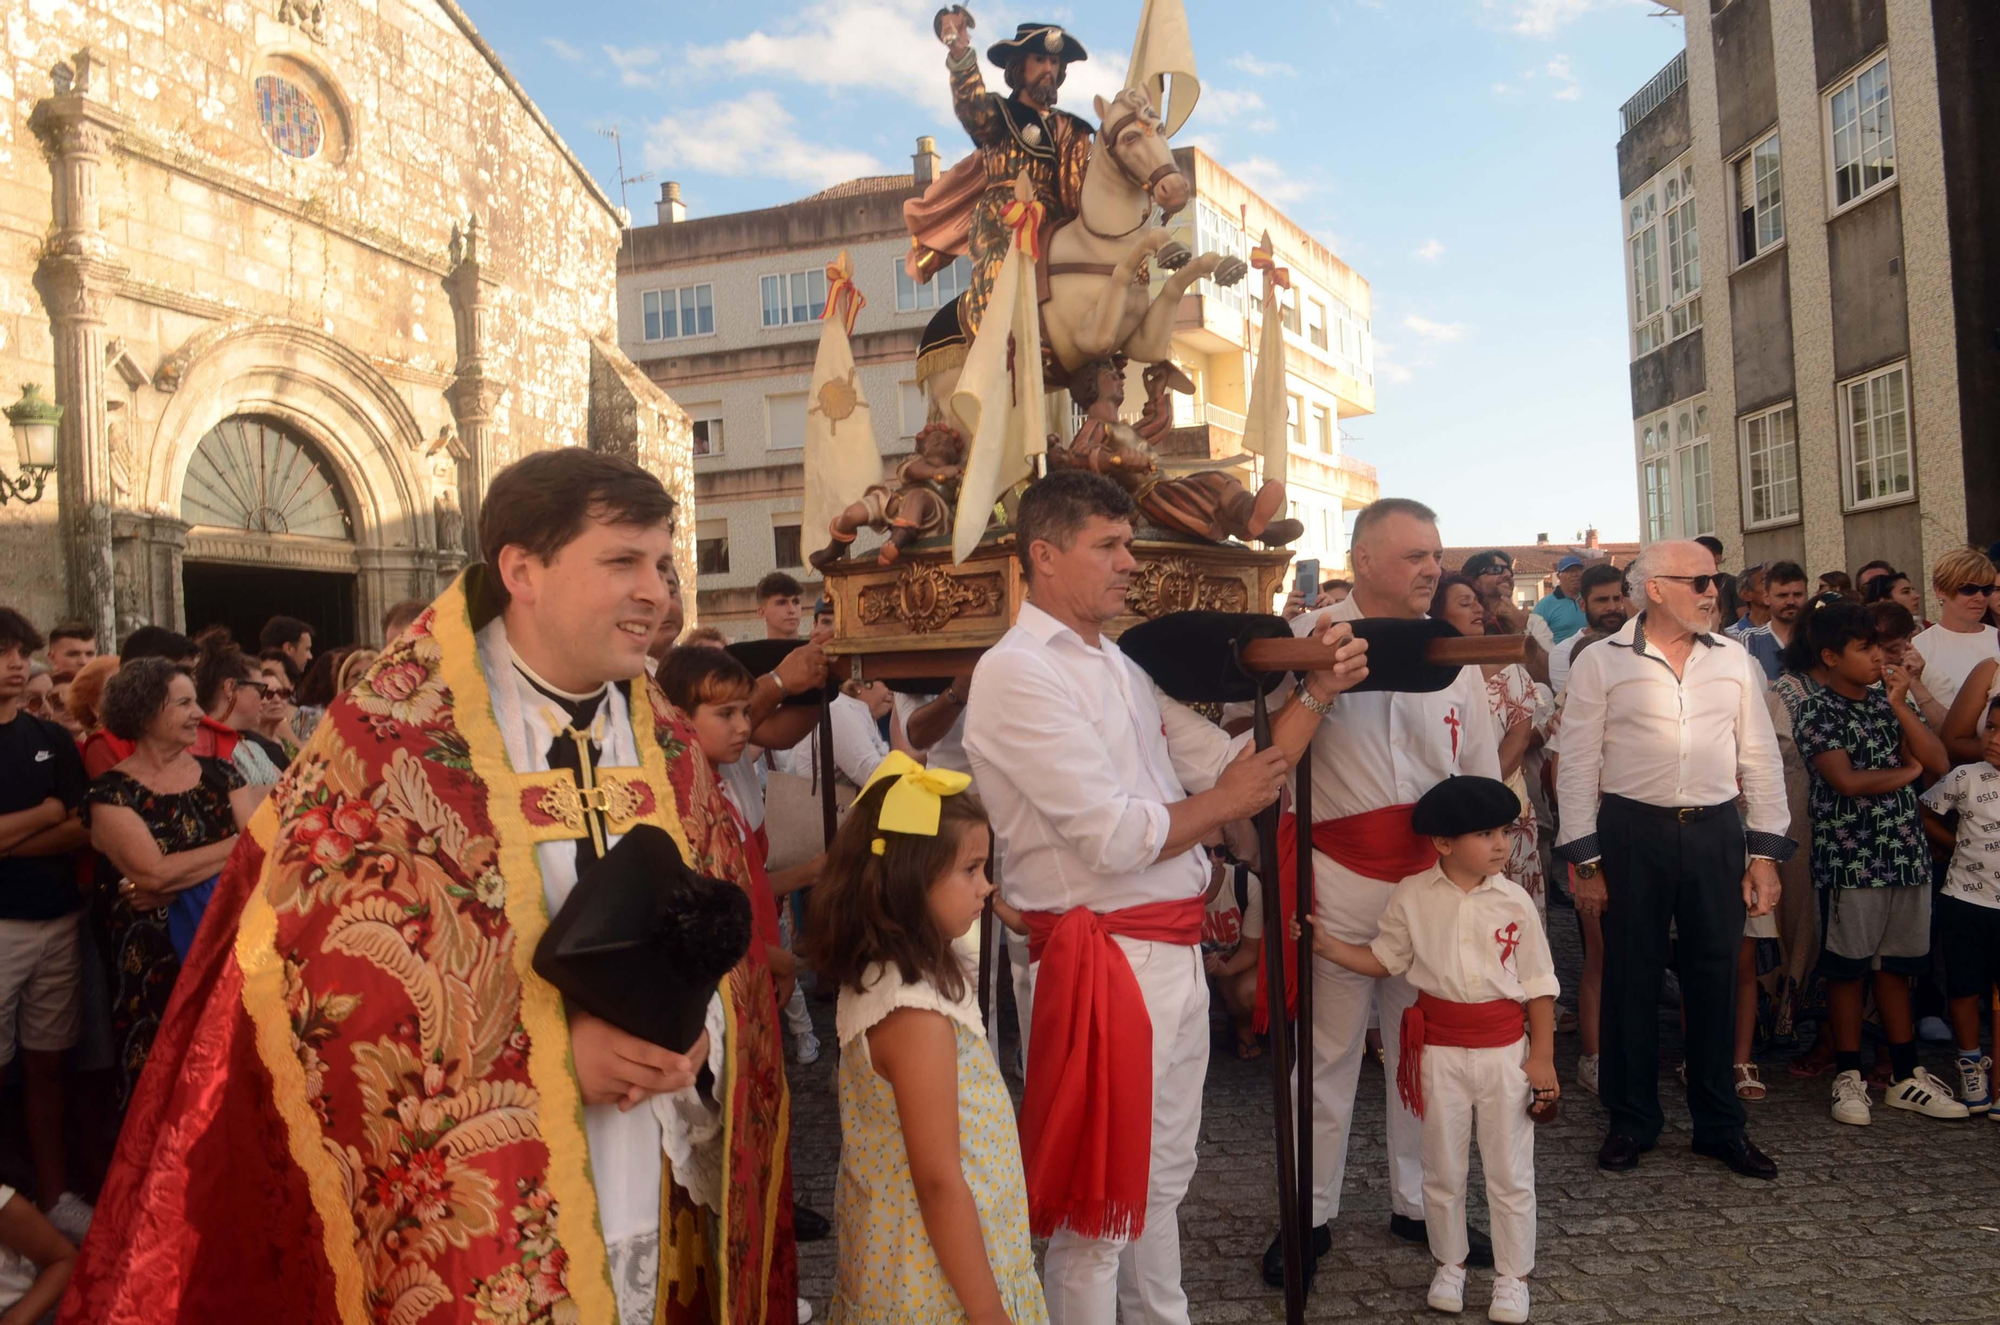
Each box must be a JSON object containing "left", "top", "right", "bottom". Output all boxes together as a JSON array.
[{"left": 1, "top": 0, "right": 692, "bottom": 648}]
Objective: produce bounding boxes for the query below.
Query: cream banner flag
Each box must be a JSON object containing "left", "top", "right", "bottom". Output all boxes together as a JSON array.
[
  {"left": 1240, "top": 231, "right": 1291, "bottom": 490},
  {"left": 950, "top": 175, "right": 1048, "bottom": 564},
  {"left": 1126, "top": 0, "right": 1201, "bottom": 137},
  {"left": 801, "top": 250, "right": 880, "bottom": 564}
]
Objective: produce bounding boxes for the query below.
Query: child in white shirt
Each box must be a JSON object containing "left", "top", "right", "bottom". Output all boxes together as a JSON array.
[{"left": 1303, "top": 775, "right": 1558, "bottom": 1323}]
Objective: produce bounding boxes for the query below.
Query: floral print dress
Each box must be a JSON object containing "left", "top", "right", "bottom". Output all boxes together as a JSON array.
[
  {"left": 1483, "top": 664, "right": 1549, "bottom": 919},
  {"left": 829, "top": 964, "right": 1047, "bottom": 1325},
  {"left": 85, "top": 756, "right": 243, "bottom": 1106}
]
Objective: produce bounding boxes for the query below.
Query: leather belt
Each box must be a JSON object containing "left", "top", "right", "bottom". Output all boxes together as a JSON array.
[{"left": 1604, "top": 794, "right": 1732, "bottom": 825}]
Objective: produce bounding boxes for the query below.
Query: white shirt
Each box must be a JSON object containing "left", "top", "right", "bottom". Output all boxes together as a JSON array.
[
  {"left": 1370, "top": 867, "right": 1560, "bottom": 1005},
  {"left": 777, "top": 692, "right": 889, "bottom": 789},
  {"left": 893, "top": 691, "right": 970, "bottom": 776},
  {"left": 965, "top": 601, "right": 1246, "bottom": 914},
  {"left": 1292, "top": 596, "right": 1502, "bottom": 821},
  {"left": 1553, "top": 613, "right": 1791, "bottom": 863},
  {"left": 1549, "top": 629, "right": 1595, "bottom": 696},
  {"left": 1912, "top": 623, "right": 1999, "bottom": 712},
  {"left": 1921, "top": 761, "right": 2000, "bottom": 910}
]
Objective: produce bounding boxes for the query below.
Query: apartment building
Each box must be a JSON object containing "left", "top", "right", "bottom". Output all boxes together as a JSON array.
[
  {"left": 1613, "top": 0, "right": 1997, "bottom": 598},
  {"left": 618, "top": 141, "right": 1379, "bottom": 635}
]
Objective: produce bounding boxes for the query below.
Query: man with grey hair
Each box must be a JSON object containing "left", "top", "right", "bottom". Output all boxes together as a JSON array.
[
  {"left": 1556, "top": 539, "right": 1794, "bottom": 1180},
  {"left": 1260, "top": 496, "right": 1506, "bottom": 1286}
]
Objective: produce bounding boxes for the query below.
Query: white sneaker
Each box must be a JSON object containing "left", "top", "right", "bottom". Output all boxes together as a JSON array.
[
  {"left": 43, "top": 1192, "right": 92, "bottom": 1244},
  {"left": 794, "top": 1031, "right": 822, "bottom": 1066},
  {"left": 1888, "top": 1066, "right": 1971, "bottom": 1119},
  {"left": 796, "top": 1298, "right": 813, "bottom": 1324},
  {"left": 1488, "top": 1274, "right": 1531, "bottom": 1323},
  {"left": 1428, "top": 1262, "right": 1466, "bottom": 1314},
  {"left": 1957, "top": 1054, "right": 1993, "bottom": 1116},
  {"left": 1831, "top": 1069, "right": 1872, "bottom": 1126},
  {"left": 1576, "top": 1054, "right": 1599, "bottom": 1097}
]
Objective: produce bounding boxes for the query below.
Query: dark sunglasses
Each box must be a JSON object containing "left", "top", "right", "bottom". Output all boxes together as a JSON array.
[
  {"left": 1952, "top": 582, "right": 1998, "bottom": 597},
  {"left": 1653, "top": 574, "right": 1715, "bottom": 593}
]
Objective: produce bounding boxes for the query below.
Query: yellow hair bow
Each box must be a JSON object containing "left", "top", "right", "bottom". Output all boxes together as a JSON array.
[{"left": 860, "top": 751, "right": 972, "bottom": 854}]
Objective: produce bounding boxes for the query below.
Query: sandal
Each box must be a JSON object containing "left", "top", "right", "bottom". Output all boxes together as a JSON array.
[
  {"left": 1787, "top": 1047, "right": 1836, "bottom": 1078},
  {"left": 1236, "top": 1033, "right": 1264, "bottom": 1061},
  {"left": 1734, "top": 1063, "right": 1766, "bottom": 1100},
  {"left": 1556, "top": 1007, "right": 1579, "bottom": 1035}
]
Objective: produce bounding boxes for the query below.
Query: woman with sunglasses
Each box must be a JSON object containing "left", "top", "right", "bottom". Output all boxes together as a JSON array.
[
  {"left": 190, "top": 637, "right": 281, "bottom": 793},
  {"left": 1911, "top": 549, "right": 2000, "bottom": 713}
]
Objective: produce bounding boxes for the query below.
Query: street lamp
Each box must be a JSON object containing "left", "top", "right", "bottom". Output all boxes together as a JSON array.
[{"left": 2, "top": 384, "right": 61, "bottom": 505}]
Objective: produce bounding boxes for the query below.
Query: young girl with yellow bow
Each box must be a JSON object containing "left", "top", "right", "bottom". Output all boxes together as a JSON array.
[{"left": 804, "top": 751, "right": 1048, "bottom": 1325}]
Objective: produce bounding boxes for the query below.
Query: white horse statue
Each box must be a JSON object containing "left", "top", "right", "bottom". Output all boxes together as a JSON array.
[{"left": 1042, "top": 86, "right": 1247, "bottom": 373}]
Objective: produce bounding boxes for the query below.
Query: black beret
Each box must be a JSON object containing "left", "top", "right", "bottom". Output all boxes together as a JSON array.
[
  {"left": 1410, "top": 776, "right": 1521, "bottom": 840},
  {"left": 532, "top": 824, "right": 753, "bottom": 1054}
]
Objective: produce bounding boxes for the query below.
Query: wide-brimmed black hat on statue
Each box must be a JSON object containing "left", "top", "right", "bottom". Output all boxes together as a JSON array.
[{"left": 986, "top": 22, "right": 1088, "bottom": 67}]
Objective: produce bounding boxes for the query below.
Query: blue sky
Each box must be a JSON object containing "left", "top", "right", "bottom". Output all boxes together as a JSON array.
[{"left": 478, "top": 0, "right": 1687, "bottom": 545}]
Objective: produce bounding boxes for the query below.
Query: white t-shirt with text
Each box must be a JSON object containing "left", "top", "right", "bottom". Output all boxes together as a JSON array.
[{"left": 1921, "top": 760, "right": 2000, "bottom": 909}]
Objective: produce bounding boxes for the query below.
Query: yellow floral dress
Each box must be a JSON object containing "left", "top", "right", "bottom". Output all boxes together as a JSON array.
[{"left": 828, "top": 964, "right": 1047, "bottom": 1325}]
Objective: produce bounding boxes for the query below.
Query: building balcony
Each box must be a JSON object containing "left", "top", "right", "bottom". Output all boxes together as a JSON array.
[
  {"left": 1288, "top": 449, "right": 1378, "bottom": 511},
  {"left": 1619, "top": 49, "right": 1687, "bottom": 136}
]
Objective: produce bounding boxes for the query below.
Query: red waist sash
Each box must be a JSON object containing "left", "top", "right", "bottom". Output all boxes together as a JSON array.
[
  {"left": 1254, "top": 804, "right": 1439, "bottom": 1032},
  {"left": 1396, "top": 991, "right": 1524, "bottom": 1120},
  {"left": 1018, "top": 896, "right": 1204, "bottom": 1241}
]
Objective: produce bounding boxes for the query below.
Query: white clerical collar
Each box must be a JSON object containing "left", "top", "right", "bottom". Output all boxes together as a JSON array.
[{"left": 508, "top": 646, "right": 609, "bottom": 706}]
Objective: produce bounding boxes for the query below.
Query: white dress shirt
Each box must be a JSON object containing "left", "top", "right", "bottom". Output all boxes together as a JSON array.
[
  {"left": 965, "top": 601, "right": 1246, "bottom": 914},
  {"left": 1370, "top": 867, "right": 1560, "bottom": 1005},
  {"left": 1292, "top": 596, "right": 1502, "bottom": 821},
  {"left": 892, "top": 691, "right": 971, "bottom": 776},
  {"left": 1553, "top": 613, "right": 1791, "bottom": 863},
  {"left": 777, "top": 691, "right": 889, "bottom": 789}
]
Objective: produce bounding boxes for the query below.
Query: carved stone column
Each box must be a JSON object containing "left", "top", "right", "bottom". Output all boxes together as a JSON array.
[
  {"left": 30, "top": 52, "right": 130, "bottom": 641},
  {"left": 110, "top": 512, "right": 189, "bottom": 641},
  {"left": 442, "top": 216, "right": 507, "bottom": 560}
]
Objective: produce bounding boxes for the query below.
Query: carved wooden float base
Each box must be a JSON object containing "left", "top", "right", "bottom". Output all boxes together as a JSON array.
[{"left": 820, "top": 526, "right": 1292, "bottom": 679}]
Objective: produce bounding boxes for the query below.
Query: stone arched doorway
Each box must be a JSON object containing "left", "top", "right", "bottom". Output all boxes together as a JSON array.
[{"left": 178, "top": 413, "right": 363, "bottom": 649}]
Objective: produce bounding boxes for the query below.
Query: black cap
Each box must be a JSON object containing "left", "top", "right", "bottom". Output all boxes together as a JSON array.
[
  {"left": 531, "top": 824, "right": 753, "bottom": 1054},
  {"left": 1410, "top": 776, "right": 1521, "bottom": 840}
]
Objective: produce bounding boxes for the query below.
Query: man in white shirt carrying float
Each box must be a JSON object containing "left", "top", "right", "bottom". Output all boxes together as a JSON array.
[
  {"left": 1555, "top": 540, "right": 1794, "bottom": 1180},
  {"left": 965, "top": 471, "right": 1368, "bottom": 1325},
  {"left": 1260, "top": 497, "right": 1505, "bottom": 1286}
]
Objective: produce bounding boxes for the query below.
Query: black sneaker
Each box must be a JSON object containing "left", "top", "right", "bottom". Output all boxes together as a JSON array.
[
  {"left": 1259, "top": 1222, "right": 1332, "bottom": 1288},
  {"left": 792, "top": 1202, "right": 831, "bottom": 1242}
]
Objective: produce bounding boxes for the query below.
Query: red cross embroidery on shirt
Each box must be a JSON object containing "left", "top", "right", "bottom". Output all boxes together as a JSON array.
[
  {"left": 1443, "top": 707, "right": 1461, "bottom": 761},
  {"left": 1494, "top": 921, "right": 1521, "bottom": 972}
]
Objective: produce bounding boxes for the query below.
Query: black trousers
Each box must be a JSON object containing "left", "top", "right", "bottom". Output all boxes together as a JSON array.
[{"left": 1599, "top": 795, "right": 1748, "bottom": 1147}]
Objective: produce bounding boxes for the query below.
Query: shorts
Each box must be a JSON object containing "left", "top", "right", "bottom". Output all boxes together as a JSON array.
[
  {"left": 1938, "top": 894, "right": 2000, "bottom": 1001},
  {"left": 0, "top": 913, "right": 83, "bottom": 1064},
  {"left": 1817, "top": 886, "right": 1931, "bottom": 980}
]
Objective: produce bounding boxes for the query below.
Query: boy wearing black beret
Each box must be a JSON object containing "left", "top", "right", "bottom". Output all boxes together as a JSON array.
[{"left": 1302, "top": 775, "right": 1557, "bottom": 1323}]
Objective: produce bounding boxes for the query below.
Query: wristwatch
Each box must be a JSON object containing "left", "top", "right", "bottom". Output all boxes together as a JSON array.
[
  {"left": 1574, "top": 861, "right": 1600, "bottom": 881},
  {"left": 1296, "top": 682, "right": 1337, "bottom": 716}
]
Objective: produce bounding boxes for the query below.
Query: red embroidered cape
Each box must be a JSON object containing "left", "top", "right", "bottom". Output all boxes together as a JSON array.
[{"left": 61, "top": 572, "right": 795, "bottom": 1325}]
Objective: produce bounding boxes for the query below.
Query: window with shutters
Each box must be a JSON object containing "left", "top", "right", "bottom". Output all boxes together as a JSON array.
[
  {"left": 1733, "top": 133, "right": 1784, "bottom": 264},
  {"left": 1839, "top": 362, "right": 1912, "bottom": 510},
  {"left": 1739, "top": 401, "right": 1801, "bottom": 529}
]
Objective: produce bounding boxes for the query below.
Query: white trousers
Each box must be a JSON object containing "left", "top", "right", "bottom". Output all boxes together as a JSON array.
[
  {"left": 1037, "top": 937, "right": 1209, "bottom": 1325},
  {"left": 1298, "top": 857, "right": 1426, "bottom": 1224},
  {"left": 1418, "top": 1042, "right": 1537, "bottom": 1279}
]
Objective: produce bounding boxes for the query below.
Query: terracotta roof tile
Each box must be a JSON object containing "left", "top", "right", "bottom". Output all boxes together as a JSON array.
[
  {"left": 794, "top": 174, "right": 917, "bottom": 203},
  {"left": 1440, "top": 542, "right": 1640, "bottom": 580}
]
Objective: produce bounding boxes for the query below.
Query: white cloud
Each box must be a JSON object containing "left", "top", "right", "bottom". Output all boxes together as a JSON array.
[
  {"left": 1225, "top": 155, "right": 1314, "bottom": 205},
  {"left": 1491, "top": 81, "right": 1517, "bottom": 95},
  {"left": 1412, "top": 238, "right": 1445, "bottom": 262},
  {"left": 1495, "top": 0, "right": 1631, "bottom": 36},
  {"left": 1200, "top": 87, "right": 1267, "bottom": 123},
  {"left": 1539, "top": 52, "right": 1582, "bottom": 99},
  {"left": 1403, "top": 314, "right": 1469, "bottom": 343},
  {"left": 1248, "top": 118, "right": 1279, "bottom": 134},
  {"left": 642, "top": 91, "right": 887, "bottom": 187},
  {"left": 603, "top": 45, "right": 663, "bottom": 89},
  {"left": 1229, "top": 54, "right": 1297, "bottom": 78},
  {"left": 1372, "top": 338, "right": 1416, "bottom": 385},
  {"left": 542, "top": 37, "right": 584, "bottom": 63}
]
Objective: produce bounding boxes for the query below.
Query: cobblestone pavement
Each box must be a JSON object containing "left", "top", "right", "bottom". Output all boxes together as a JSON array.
[{"left": 789, "top": 901, "right": 2000, "bottom": 1323}]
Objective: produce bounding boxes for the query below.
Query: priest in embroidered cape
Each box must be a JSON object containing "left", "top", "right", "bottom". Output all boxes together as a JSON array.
[{"left": 62, "top": 449, "right": 795, "bottom": 1325}]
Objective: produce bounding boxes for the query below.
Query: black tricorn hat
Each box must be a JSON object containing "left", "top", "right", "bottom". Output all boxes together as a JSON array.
[
  {"left": 1411, "top": 775, "right": 1522, "bottom": 840},
  {"left": 987, "top": 22, "right": 1088, "bottom": 67},
  {"left": 1118, "top": 610, "right": 1475, "bottom": 704},
  {"left": 726, "top": 638, "right": 832, "bottom": 707},
  {"left": 532, "top": 824, "right": 753, "bottom": 1055}
]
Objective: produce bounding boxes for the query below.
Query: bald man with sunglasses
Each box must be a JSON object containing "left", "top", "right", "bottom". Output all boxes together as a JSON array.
[{"left": 1554, "top": 539, "right": 1794, "bottom": 1182}]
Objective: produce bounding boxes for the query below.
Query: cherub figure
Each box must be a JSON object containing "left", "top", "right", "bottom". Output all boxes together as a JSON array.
[{"left": 811, "top": 422, "right": 969, "bottom": 568}]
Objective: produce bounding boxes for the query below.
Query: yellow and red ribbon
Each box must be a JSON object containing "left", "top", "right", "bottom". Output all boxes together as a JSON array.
[
  {"left": 822, "top": 256, "right": 866, "bottom": 336},
  {"left": 1001, "top": 195, "right": 1049, "bottom": 262},
  {"left": 1250, "top": 239, "right": 1291, "bottom": 291}
]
